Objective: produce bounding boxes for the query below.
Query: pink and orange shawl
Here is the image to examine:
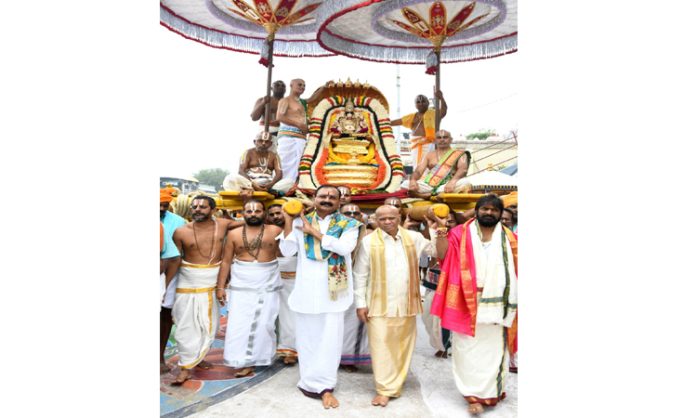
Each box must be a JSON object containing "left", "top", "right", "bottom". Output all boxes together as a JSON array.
[{"left": 431, "top": 219, "right": 518, "bottom": 354}]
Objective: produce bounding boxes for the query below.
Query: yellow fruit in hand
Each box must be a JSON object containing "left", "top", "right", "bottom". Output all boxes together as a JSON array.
[
  {"left": 283, "top": 199, "right": 304, "bottom": 216},
  {"left": 432, "top": 203, "right": 450, "bottom": 218}
]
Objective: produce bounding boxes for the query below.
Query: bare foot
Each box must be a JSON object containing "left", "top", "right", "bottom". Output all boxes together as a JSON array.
[
  {"left": 171, "top": 369, "right": 191, "bottom": 386},
  {"left": 434, "top": 350, "right": 444, "bottom": 357},
  {"left": 160, "top": 362, "right": 171, "bottom": 374},
  {"left": 321, "top": 392, "right": 339, "bottom": 409},
  {"left": 196, "top": 360, "right": 213, "bottom": 370},
  {"left": 283, "top": 356, "right": 297, "bottom": 366},
  {"left": 235, "top": 366, "right": 255, "bottom": 378},
  {"left": 340, "top": 364, "right": 358, "bottom": 373},
  {"left": 239, "top": 189, "right": 253, "bottom": 200},
  {"left": 468, "top": 403, "right": 484, "bottom": 415},
  {"left": 371, "top": 395, "right": 390, "bottom": 407}
]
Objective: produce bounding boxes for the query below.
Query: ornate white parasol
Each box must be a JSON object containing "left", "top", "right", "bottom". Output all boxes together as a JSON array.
[
  {"left": 160, "top": 0, "right": 334, "bottom": 132},
  {"left": 316, "top": 0, "right": 517, "bottom": 129}
]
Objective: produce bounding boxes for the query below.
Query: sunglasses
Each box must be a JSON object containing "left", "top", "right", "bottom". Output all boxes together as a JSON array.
[{"left": 342, "top": 211, "right": 361, "bottom": 216}]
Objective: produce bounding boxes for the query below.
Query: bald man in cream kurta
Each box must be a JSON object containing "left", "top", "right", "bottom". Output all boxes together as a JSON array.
[{"left": 353, "top": 206, "right": 437, "bottom": 407}]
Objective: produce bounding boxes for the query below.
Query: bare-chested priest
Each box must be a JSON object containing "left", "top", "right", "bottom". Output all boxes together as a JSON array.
[
  {"left": 276, "top": 79, "right": 327, "bottom": 184},
  {"left": 408, "top": 129, "right": 472, "bottom": 199},
  {"left": 250, "top": 80, "right": 286, "bottom": 151},
  {"left": 223, "top": 131, "right": 293, "bottom": 195},
  {"left": 170, "top": 195, "right": 244, "bottom": 385},
  {"left": 216, "top": 200, "right": 283, "bottom": 377}
]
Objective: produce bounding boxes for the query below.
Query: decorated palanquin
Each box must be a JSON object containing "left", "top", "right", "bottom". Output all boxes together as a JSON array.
[{"left": 297, "top": 80, "right": 404, "bottom": 195}]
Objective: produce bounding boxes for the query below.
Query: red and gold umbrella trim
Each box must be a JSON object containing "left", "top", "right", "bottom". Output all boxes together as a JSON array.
[{"left": 315, "top": 0, "right": 516, "bottom": 64}]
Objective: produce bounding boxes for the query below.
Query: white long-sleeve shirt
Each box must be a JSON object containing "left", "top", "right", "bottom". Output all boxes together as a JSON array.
[
  {"left": 279, "top": 215, "right": 360, "bottom": 314},
  {"left": 353, "top": 229, "right": 436, "bottom": 316}
]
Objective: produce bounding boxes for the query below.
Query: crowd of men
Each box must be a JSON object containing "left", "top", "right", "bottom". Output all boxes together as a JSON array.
[
  {"left": 159, "top": 78, "right": 518, "bottom": 415},
  {"left": 160, "top": 185, "right": 518, "bottom": 415}
]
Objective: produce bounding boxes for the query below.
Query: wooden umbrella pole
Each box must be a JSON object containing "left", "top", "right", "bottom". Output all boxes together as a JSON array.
[
  {"left": 434, "top": 49, "right": 441, "bottom": 132},
  {"left": 263, "top": 37, "right": 275, "bottom": 134}
]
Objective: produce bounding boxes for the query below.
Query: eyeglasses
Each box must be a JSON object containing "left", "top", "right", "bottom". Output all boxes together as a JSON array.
[
  {"left": 436, "top": 135, "right": 451, "bottom": 139},
  {"left": 342, "top": 211, "right": 361, "bottom": 216}
]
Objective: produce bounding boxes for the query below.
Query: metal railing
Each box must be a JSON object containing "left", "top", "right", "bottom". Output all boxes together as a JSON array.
[{"left": 465, "top": 131, "right": 517, "bottom": 176}]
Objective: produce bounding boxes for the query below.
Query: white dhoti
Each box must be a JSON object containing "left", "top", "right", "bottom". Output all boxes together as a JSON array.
[
  {"left": 418, "top": 176, "right": 471, "bottom": 194},
  {"left": 223, "top": 259, "right": 282, "bottom": 368},
  {"left": 277, "top": 256, "right": 297, "bottom": 358},
  {"left": 295, "top": 311, "right": 344, "bottom": 396},
  {"left": 452, "top": 323, "right": 509, "bottom": 406},
  {"left": 172, "top": 262, "right": 220, "bottom": 369},
  {"left": 422, "top": 288, "right": 447, "bottom": 352},
  {"left": 276, "top": 123, "right": 306, "bottom": 185},
  {"left": 160, "top": 273, "right": 166, "bottom": 309},
  {"left": 340, "top": 300, "right": 371, "bottom": 365},
  {"left": 400, "top": 176, "right": 472, "bottom": 195},
  {"left": 161, "top": 273, "right": 178, "bottom": 309},
  {"left": 222, "top": 174, "right": 294, "bottom": 194}
]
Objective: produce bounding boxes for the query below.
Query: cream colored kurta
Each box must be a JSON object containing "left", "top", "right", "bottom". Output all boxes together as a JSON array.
[{"left": 353, "top": 229, "right": 435, "bottom": 315}]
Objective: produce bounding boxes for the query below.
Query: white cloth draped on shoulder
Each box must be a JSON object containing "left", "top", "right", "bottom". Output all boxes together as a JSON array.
[
  {"left": 172, "top": 262, "right": 220, "bottom": 369},
  {"left": 223, "top": 259, "right": 281, "bottom": 368},
  {"left": 472, "top": 222, "right": 518, "bottom": 327}
]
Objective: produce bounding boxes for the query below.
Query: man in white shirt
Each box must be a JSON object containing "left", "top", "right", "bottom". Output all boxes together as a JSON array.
[
  {"left": 279, "top": 185, "right": 361, "bottom": 409},
  {"left": 353, "top": 205, "right": 440, "bottom": 407}
]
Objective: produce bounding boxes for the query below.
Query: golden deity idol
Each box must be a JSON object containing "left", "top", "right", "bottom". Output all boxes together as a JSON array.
[{"left": 328, "top": 99, "right": 374, "bottom": 165}]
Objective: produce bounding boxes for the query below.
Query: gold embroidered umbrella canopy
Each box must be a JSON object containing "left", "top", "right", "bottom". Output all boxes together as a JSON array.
[
  {"left": 160, "top": 0, "right": 333, "bottom": 133},
  {"left": 316, "top": 0, "right": 517, "bottom": 130}
]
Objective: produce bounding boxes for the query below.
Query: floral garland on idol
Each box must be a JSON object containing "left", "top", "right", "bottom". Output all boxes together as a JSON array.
[{"left": 298, "top": 95, "right": 404, "bottom": 194}]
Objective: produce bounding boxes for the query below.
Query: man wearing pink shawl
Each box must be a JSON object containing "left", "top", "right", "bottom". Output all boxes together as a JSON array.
[{"left": 430, "top": 194, "right": 518, "bottom": 415}]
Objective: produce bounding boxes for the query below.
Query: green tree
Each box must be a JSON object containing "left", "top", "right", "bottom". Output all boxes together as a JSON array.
[
  {"left": 192, "top": 168, "right": 229, "bottom": 191},
  {"left": 466, "top": 129, "right": 496, "bottom": 140}
]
